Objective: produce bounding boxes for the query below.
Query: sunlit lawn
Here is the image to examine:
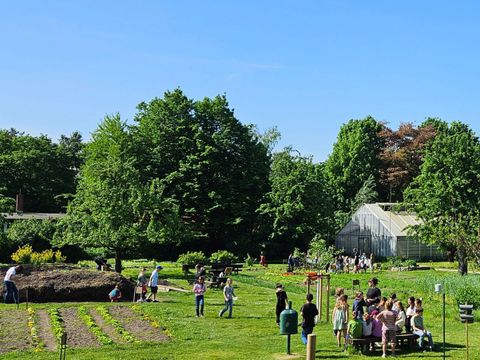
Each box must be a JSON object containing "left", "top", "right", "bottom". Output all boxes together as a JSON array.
[{"left": 1, "top": 262, "right": 479, "bottom": 359}]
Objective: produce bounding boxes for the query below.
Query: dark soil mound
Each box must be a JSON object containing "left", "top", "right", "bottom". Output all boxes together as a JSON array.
[{"left": 1, "top": 265, "right": 135, "bottom": 302}]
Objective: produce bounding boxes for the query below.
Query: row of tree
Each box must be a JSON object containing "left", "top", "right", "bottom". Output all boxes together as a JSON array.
[{"left": 1, "top": 89, "right": 479, "bottom": 274}]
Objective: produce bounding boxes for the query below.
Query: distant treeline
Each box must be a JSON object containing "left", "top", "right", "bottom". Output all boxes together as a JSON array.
[{"left": 1, "top": 89, "right": 479, "bottom": 274}]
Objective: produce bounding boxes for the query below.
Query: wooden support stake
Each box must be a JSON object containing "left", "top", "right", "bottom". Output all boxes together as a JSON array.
[
  {"left": 318, "top": 273, "right": 323, "bottom": 321},
  {"left": 306, "top": 334, "right": 316, "bottom": 360},
  {"left": 25, "top": 289, "right": 29, "bottom": 310},
  {"left": 326, "top": 275, "right": 330, "bottom": 322}
]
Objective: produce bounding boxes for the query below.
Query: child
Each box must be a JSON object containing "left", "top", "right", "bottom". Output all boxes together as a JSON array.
[
  {"left": 332, "top": 294, "right": 349, "bottom": 348},
  {"left": 346, "top": 316, "right": 363, "bottom": 340},
  {"left": 300, "top": 293, "right": 319, "bottom": 345},
  {"left": 275, "top": 284, "right": 288, "bottom": 325},
  {"left": 367, "top": 297, "right": 380, "bottom": 315},
  {"left": 362, "top": 313, "right": 373, "bottom": 336},
  {"left": 352, "top": 291, "right": 366, "bottom": 320},
  {"left": 395, "top": 301, "right": 406, "bottom": 332},
  {"left": 219, "top": 278, "right": 236, "bottom": 318},
  {"left": 378, "top": 296, "right": 388, "bottom": 312},
  {"left": 193, "top": 276, "right": 207, "bottom": 317},
  {"left": 137, "top": 267, "right": 148, "bottom": 302},
  {"left": 376, "top": 300, "right": 398, "bottom": 358},
  {"left": 411, "top": 308, "right": 434, "bottom": 351},
  {"left": 370, "top": 310, "right": 383, "bottom": 338},
  {"left": 405, "top": 296, "right": 416, "bottom": 333},
  {"left": 108, "top": 285, "right": 122, "bottom": 302}
]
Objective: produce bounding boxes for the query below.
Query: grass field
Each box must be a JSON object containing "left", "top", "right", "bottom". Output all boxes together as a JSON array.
[{"left": 1, "top": 262, "right": 479, "bottom": 359}]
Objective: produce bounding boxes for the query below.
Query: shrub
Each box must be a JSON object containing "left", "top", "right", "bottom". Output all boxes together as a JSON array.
[
  {"left": 11, "top": 244, "right": 33, "bottom": 263},
  {"left": 177, "top": 251, "right": 207, "bottom": 265},
  {"left": 11, "top": 245, "right": 66, "bottom": 265},
  {"left": 209, "top": 250, "right": 237, "bottom": 265},
  {"left": 454, "top": 284, "right": 480, "bottom": 309}
]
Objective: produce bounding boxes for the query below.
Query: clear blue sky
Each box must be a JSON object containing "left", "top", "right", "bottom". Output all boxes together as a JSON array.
[{"left": 1, "top": 1, "right": 480, "bottom": 161}]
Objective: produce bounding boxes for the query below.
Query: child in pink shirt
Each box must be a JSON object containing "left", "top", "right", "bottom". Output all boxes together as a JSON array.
[
  {"left": 193, "top": 276, "right": 207, "bottom": 317},
  {"left": 376, "top": 300, "right": 399, "bottom": 358}
]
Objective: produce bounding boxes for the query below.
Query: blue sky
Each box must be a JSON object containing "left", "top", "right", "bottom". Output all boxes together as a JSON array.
[{"left": 1, "top": 1, "right": 480, "bottom": 161}]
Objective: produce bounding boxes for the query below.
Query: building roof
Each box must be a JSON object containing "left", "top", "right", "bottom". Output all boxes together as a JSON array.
[
  {"left": 362, "top": 203, "right": 421, "bottom": 237},
  {"left": 1, "top": 212, "right": 66, "bottom": 220}
]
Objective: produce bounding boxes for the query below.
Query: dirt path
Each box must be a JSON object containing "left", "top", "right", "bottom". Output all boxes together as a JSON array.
[
  {"left": 89, "top": 308, "right": 125, "bottom": 344},
  {"left": 36, "top": 309, "right": 57, "bottom": 351},
  {"left": 59, "top": 308, "right": 100, "bottom": 348},
  {"left": 109, "top": 305, "right": 168, "bottom": 342},
  {"left": 0, "top": 309, "right": 32, "bottom": 354}
]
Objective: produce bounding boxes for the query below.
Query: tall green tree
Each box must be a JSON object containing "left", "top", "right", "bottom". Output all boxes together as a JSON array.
[
  {"left": 258, "top": 148, "right": 334, "bottom": 256},
  {"left": 324, "top": 117, "right": 383, "bottom": 231},
  {"left": 0, "top": 129, "right": 83, "bottom": 212},
  {"left": 404, "top": 121, "right": 480, "bottom": 275},
  {"left": 56, "top": 115, "right": 185, "bottom": 272},
  {"left": 132, "top": 89, "right": 271, "bottom": 254}
]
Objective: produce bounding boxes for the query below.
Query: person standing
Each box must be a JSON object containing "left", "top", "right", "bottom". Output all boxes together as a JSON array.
[
  {"left": 332, "top": 294, "right": 349, "bottom": 348},
  {"left": 137, "top": 267, "right": 148, "bottom": 302},
  {"left": 300, "top": 293, "right": 318, "bottom": 345},
  {"left": 260, "top": 252, "right": 267, "bottom": 267},
  {"left": 275, "top": 283, "right": 288, "bottom": 326},
  {"left": 376, "top": 300, "right": 399, "bottom": 358},
  {"left": 3, "top": 265, "right": 23, "bottom": 304},
  {"left": 147, "top": 265, "right": 162, "bottom": 302},
  {"left": 287, "top": 253, "right": 294, "bottom": 272},
  {"left": 193, "top": 276, "right": 207, "bottom": 317},
  {"left": 366, "top": 278, "right": 381, "bottom": 306},
  {"left": 219, "top": 278, "right": 236, "bottom": 318}
]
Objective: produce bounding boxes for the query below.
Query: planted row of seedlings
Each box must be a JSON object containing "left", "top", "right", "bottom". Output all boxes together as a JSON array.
[
  {"left": 23, "top": 305, "right": 165, "bottom": 352},
  {"left": 96, "top": 306, "right": 137, "bottom": 343},
  {"left": 27, "top": 307, "right": 45, "bottom": 352}
]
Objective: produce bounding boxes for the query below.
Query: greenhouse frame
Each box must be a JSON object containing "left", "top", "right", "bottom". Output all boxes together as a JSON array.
[{"left": 336, "top": 203, "right": 444, "bottom": 260}]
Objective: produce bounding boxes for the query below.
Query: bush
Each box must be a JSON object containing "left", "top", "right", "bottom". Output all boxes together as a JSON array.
[
  {"left": 11, "top": 244, "right": 33, "bottom": 263},
  {"left": 177, "top": 251, "right": 207, "bottom": 265},
  {"left": 209, "top": 250, "right": 237, "bottom": 265},
  {"left": 454, "top": 284, "right": 480, "bottom": 309},
  {"left": 11, "top": 245, "right": 66, "bottom": 265}
]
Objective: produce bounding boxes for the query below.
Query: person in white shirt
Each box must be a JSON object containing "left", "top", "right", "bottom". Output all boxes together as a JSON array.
[
  {"left": 146, "top": 265, "right": 163, "bottom": 302},
  {"left": 3, "top": 265, "right": 23, "bottom": 304}
]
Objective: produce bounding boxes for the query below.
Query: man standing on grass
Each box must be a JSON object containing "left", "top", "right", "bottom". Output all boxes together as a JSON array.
[
  {"left": 147, "top": 265, "right": 162, "bottom": 302},
  {"left": 300, "top": 293, "right": 318, "bottom": 345},
  {"left": 3, "top": 265, "right": 23, "bottom": 304}
]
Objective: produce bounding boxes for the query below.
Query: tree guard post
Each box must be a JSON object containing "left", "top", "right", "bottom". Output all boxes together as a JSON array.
[
  {"left": 317, "top": 272, "right": 322, "bottom": 320},
  {"left": 306, "top": 334, "right": 316, "bottom": 360}
]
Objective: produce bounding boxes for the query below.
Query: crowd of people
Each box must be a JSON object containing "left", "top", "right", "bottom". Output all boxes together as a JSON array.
[
  {"left": 331, "top": 248, "right": 375, "bottom": 273},
  {"left": 332, "top": 277, "right": 434, "bottom": 357}
]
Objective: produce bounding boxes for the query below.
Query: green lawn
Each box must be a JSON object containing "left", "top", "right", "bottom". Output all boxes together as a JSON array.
[{"left": 1, "top": 263, "right": 479, "bottom": 359}]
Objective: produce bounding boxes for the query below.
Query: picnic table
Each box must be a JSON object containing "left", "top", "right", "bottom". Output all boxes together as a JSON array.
[{"left": 351, "top": 333, "right": 418, "bottom": 354}]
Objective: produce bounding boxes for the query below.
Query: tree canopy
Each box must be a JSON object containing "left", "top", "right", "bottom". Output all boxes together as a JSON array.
[{"left": 404, "top": 121, "right": 480, "bottom": 274}]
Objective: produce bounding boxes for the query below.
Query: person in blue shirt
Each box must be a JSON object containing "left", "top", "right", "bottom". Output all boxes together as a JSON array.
[{"left": 108, "top": 285, "right": 122, "bottom": 302}]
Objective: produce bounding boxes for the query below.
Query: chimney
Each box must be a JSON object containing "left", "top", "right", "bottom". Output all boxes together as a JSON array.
[{"left": 16, "top": 194, "right": 24, "bottom": 213}]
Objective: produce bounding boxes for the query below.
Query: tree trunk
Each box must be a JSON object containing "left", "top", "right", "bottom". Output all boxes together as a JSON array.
[
  {"left": 457, "top": 248, "right": 468, "bottom": 275},
  {"left": 115, "top": 250, "right": 122, "bottom": 273}
]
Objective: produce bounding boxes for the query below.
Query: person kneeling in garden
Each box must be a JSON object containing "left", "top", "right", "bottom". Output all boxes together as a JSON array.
[{"left": 108, "top": 285, "right": 122, "bottom": 302}]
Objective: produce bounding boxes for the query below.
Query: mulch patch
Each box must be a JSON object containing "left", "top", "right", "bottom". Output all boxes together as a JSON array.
[
  {"left": 0, "top": 308, "right": 32, "bottom": 354},
  {"left": 36, "top": 309, "right": 57, "bottom": 351},
  {"left": 109, "top": 305, "right": 169, "bottom": 343},
  {"left": 59, "top": 308, "right": 100, "bottom": 348}
]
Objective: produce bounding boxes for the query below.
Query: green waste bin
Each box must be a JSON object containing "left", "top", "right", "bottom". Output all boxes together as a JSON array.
[{"left": 279, "top": 301, "right": 298, "bottom": 354}]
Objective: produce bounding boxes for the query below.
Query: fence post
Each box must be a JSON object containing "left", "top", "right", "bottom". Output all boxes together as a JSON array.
[{"left": 306, "top": 334, "right": 316, "bottom": 360}]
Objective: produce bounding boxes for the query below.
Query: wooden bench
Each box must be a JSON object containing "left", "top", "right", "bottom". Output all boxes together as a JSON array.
[
  {"left": 231, "top": 264, "right": 243, "bottom": 275},
  {"left": 351, "top": 333, "right": 418, "bottom": 354},
  {"left": 205, "top": 277, "right": 227, "bottom": 289}
]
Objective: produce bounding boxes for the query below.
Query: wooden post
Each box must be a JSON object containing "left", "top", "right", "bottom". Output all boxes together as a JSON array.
[
  {"left": 317, "top": 273, "right": 322, "bottom": 321},
  {"left": 25, "top": 289, "right": 29, "bottom": 310},
  {"left": 326, "top": 275, "right": 331, "bottom": 322},
  {"left": 306, "top": 334, "right": 316, "bottom": 360},
  {"left": 466, "top": 321, "right": 469, "bottom": 360}
]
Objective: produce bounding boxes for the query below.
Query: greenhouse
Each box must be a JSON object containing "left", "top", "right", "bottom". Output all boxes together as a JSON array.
[{"left": 336, "top": 203, "right": 444, "bottom": 260}]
